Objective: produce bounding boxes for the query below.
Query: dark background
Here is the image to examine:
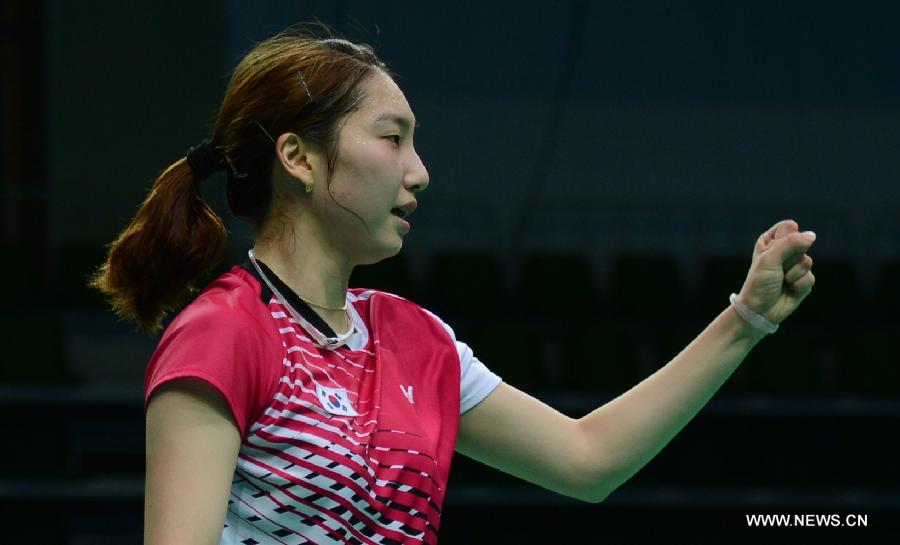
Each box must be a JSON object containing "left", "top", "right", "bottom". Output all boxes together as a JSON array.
[{"left": 1, "top": 0, "right": 898, "bottom": 543}]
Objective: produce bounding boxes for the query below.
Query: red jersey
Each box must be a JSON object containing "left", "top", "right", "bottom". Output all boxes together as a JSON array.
[{"left": 145, "top": 259, "right": 502, "bottom": 545}]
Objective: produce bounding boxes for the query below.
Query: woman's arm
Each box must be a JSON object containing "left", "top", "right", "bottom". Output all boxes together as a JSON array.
[
  {"left": 144, "top": 378, "right": 242, "bottom": 545},
  {"left": 576, "top": 304, "right": 765, "bottom": 501},
  {"left": 456, "top": 307, "right": 763, "bottom": 503},
  {"left": 457, "top": 221, "right": 816, "bottom": 503},
  {"left": 456, "top": 382, "right": 597, "bottom": 502}
]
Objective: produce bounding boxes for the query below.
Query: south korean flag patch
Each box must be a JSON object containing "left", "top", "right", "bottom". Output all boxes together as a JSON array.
[{"left": 315, "top": 383, "right": 359, "bottom": 417}]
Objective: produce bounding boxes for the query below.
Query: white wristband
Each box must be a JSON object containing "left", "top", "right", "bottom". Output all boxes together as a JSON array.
[{"left": 729, "top": 293, "right": 778, "bottom": 334}]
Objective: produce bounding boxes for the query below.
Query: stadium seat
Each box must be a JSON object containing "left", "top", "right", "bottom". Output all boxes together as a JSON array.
[
  {"left": 466, "top": 320, "right": 549, "bottom": 393},
  {"left": 558, "top": 321, "right": 641, "bottom": 394},
  {"left": 518, "top": 252, "right": 597, "bottom": 319},
  {"left": 0, "top": 243, "right": 44, "bottom": 308},
  {"left": 0, "top": 402, "right": 72, "bottom": 479},
  {"left": 643, "top": 420, "right": 733, "bottom": 487},
  {"left": 835, "top": 326, "right": 900, "bottom": 396},
  {"left": 57, "top": 241, "right": 110, "bottom": 308},
  {"left": 697, "top": 254, "right": 751, "bottom": 318},
  {"left": 788, "top": 257, "right": 862, "bottom": 325},
  {"left": 0, "top": 315, "right": 78, "bottom": 385},
  {"left": 608, "top": 253, "right": 687, "bottom": 321},
  {"left": 741, "top": 327, "right": 826, "bottom": 394},
  {"left": 424, "top": 251, "right": 509, "bottom": 320},
  {"left": 874, "top": 258, "right": 900, "bottom": 322},
  {"left": 0, "top": 502, "right": 70, "bottom": 544}
]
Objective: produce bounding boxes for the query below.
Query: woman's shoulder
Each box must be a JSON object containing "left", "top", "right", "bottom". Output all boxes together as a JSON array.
[
  {"left": 166, "top": 266, "right": 273, "bottom": 334},
  {"left": 348, "top": 287, "right": 456, "bottom": 339},
  {"left": 348, "top": 286, "right": 420, "bottom": 310}
]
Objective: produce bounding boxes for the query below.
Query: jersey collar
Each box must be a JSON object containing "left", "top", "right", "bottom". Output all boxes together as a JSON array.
[{"left": 240, "top": 256, "right": 342, "bottom": 338}]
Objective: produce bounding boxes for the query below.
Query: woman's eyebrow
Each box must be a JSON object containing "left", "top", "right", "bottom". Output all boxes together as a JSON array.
[{"left": 373, "top": 112, "right": 420, "bottom": 130}]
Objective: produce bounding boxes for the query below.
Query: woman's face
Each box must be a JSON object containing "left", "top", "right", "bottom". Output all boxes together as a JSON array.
[{"left": 312, "top": 69, "right": 429, "bottom": 265}]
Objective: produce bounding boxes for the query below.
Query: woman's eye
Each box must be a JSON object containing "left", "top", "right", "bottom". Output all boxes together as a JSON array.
[{"left": 386, "top": 135, "right": 401, "bottom": 145}]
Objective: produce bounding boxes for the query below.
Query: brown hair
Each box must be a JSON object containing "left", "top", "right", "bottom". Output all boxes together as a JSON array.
[{"left": 90, "top": 23, "right": 392, "bottom": 334}]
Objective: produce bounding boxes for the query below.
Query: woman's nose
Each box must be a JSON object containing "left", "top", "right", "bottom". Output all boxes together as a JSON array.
[{"left": 406, "top": 151, "right": 429, "bottom": 193}]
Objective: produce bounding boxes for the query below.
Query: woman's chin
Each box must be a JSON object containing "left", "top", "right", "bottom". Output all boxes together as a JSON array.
[{"left": 357, "top": 238, "right": 403, "bottom": 266}]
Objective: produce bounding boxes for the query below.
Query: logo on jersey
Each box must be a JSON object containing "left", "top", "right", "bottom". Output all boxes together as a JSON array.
[
  {"left": 315, "top": 383, "right": 359, "bottom": 416},
  {"left": 400, "top": 384, "right": 414, "bottom": 404}
]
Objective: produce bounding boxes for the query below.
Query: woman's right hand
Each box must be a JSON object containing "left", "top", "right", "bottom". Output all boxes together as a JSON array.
[
  {"left": 145, "top": 378, "right": 242, "bottom": 545},
  {"left": 735, "top": 219, "right": 817, "bottom": 326}
]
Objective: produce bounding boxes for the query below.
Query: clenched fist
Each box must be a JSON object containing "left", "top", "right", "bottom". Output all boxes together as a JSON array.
[{"left": 735, "top": 219, "right": 816, "bottom": 326}]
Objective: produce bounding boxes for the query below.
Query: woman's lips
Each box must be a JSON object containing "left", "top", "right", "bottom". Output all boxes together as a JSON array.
[{"left": 394, "top": 213, "right": 410, "bottom": 231}]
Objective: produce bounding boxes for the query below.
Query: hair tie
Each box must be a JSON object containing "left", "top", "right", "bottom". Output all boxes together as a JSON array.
[{"left": 185, "top": 139, "right": 223, "bottom": 181}]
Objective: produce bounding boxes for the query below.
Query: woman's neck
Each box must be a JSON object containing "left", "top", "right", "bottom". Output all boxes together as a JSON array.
[{"left": 251, "top": 239, "right": 353, "bottom": 333}]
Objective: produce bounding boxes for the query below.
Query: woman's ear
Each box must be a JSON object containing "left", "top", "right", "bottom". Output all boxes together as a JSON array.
[{"left": 275, "top": 132, "right": 322, "bottom": 187}]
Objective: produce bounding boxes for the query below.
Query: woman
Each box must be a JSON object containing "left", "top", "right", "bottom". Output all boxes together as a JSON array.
[{"left": 92, "top": 26, "right": 816, "bottom": 545}]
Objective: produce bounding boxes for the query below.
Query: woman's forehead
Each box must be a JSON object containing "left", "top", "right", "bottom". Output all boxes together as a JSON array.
[{"left": 356, "top": 71, "right": 415, "bottom": 125}]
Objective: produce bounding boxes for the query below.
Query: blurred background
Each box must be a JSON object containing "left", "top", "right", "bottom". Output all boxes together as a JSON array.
[{"left": 2, "top": 0, "right": 899, "bottom": 543}]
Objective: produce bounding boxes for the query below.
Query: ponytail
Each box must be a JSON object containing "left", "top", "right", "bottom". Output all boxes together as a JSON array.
[{"left": 90, "top": 157, "right": 227, "bottom": 334}]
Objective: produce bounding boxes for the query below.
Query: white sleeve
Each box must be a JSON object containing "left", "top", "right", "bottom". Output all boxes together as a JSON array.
[{"left": 421, "top": 308, "right": 502, "bottom": 415}]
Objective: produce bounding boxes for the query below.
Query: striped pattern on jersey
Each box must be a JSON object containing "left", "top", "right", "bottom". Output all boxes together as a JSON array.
[{"left": 221, "top": 288, "right": 460, "bottom": 545}]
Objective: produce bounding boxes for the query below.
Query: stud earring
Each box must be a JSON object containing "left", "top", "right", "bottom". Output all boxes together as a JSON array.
[{"left": 305, "top": 183, "right": 313, "bottom": 193}]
